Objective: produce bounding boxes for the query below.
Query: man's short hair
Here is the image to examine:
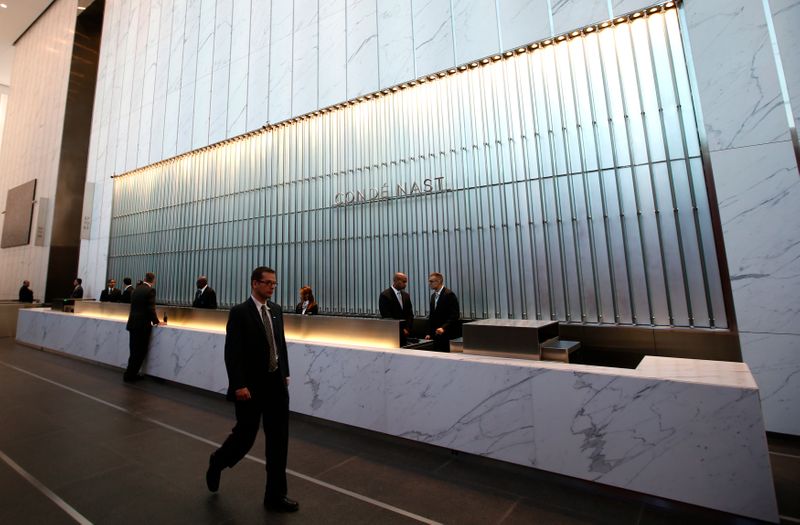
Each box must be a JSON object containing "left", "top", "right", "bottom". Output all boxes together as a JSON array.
[
  {"left": 123, "top": 277, "right": 132, "bottom": 285},
  {"left": 76, "top": 278, "right": 82, "bottom": 285},
  {"left": 429, "top": 272, "right": 443, "bottom": 281},
  {"left": 144, "top": 272, "right": 156, "bottom": 283},
  {"left": 251, "top": 266, "right": 276, "bottom": 283}
]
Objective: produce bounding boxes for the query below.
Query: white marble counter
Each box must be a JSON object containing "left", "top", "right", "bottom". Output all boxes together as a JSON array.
[{"left": 15, "top": 308, "right": 778, "bottom": 522}]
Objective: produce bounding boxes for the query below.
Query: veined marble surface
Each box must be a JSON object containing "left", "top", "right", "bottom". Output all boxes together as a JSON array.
[{"left": 16, "top": 308, "right": 778, "bottom": 522}]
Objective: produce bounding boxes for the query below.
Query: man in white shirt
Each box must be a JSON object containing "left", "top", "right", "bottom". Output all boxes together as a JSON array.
[{"left": 379, "top": 272, "right": 414, "bottom": 346}]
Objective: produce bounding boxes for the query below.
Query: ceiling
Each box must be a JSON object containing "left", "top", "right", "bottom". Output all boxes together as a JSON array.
[{"left": 0, "top": 0, "right": 95, "bottom": 86}]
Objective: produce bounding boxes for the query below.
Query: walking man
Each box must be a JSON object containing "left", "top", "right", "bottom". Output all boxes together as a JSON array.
[{"left": 206, "top": 266, "right": 298, "bottom": 512}]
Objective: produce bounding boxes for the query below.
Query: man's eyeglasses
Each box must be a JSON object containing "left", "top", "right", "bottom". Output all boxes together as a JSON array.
[{"left": 256, "top": 280, "right": 278, "bottom": 287}]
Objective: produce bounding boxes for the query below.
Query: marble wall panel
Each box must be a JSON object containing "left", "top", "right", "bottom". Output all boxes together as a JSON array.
[
  {"left": 231, "top": 0, "right": 253, "bottom": 62},
  {"left": 268, "top": 0, "right": 294, "bottom": 123},
  {"left": 246, "top": 0, "right": 271, "bottom": 129},
  {"left": 288, "top": 342, "right": 389, "bottom": 430},
  {"left": 712, "top": 141, "right": 800, "bottom": 335},
  {"left": 318, "top": 0, "right": 347, "bottom": 108},
  {"left": 126, "top": 1, "right": 149, "bottom": 170},
  {"left": 452, "top": 0, "right": 499, "bottom": 65},
  {"left": 384, "top": 352, "right": 537, "bottom": 465},
  {"left": 497, "top": 0, "right": 551, "bottom": 50},
  {"left": 346, "top": 0, "right": 379, "bottom": 99},
  {"left": 741, "top": 332, "right": 800, "bottom": 436},
  {"left": 191, "top": 73, "right": 212, "bottom": 148},
  {"left": 209, "top": 0, "right": 233, "bottom": 143},
  {"left": 413, "top": 0, "right": 455, "bottom": 77},
  {"left": 770, "top": 0, "right": 800, "bottom": 131},
  {"left": 190, "top": 0, "right": 216, "bottom": 147},
  {"left": 612, "top": 0, "right": 654, "bottom": 17},
  {"left": 292, "top": 0, "right": 319, "bottom": 117},
  {"left": 227, "top": 0, "right": 253, "bottom": 136},
  {"left": 551, "top": 0, "right": 610, "bottom": 36},
  {"left": 377, "top": 0, "right": 415, "bottom": 89},
  {"left": 227, "top": 57, "right": 250, "bottom": 137},
  {"left": 684, "top": 0, "right": 788, "bottom": 151}
]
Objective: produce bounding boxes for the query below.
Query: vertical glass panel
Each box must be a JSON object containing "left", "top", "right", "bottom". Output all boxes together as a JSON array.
[{"left": 107, "top": 8, "right": 724, "bottom": 326}]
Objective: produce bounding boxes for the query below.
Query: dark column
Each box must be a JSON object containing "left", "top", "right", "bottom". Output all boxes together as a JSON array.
[{"left": 45, "top": 1, "right": 105, "bottom": 301}]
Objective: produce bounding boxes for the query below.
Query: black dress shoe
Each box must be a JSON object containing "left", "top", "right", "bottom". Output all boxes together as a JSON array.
[
  {"left": 264, "top": 496, "right": 299, "bottom": 512},
  {"left": 206, "top": 455, "right": 222, "bottom": 492}
]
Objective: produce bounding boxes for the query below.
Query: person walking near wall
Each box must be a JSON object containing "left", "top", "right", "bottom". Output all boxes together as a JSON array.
[{"left": 206, "top": 266, "right": 298, "bottom": 513}]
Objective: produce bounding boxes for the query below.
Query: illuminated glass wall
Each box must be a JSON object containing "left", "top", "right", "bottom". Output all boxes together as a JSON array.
[{"left": 108, "top": 6, "right": 726, "bottom": 327}]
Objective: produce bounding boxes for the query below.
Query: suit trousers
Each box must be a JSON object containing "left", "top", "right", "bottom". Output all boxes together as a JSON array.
[
  {"left": 125, "top": 326, "right": 152, "bottom": 380},
  {"left": 213, "top": 370, "right": 290, "bottom": 500}
]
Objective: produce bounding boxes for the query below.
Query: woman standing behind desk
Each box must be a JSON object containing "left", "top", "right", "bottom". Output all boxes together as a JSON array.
[{"left": 295, "top": 286, "right": 319, "bottom": 315}]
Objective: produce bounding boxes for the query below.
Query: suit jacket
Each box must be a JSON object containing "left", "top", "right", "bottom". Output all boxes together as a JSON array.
[
  {"left": 120, "top": 285, "right": 133, "bottom": 303},
  {"left": 71, "top": 285, "right": 84, "bottom": 299},
  {"left": 192, "top": 287, "right": 218, "bottom": 309},
  {"left": 18, "top": 286, "right": 33, "bottom": 303},
  {"left": 379, "top": 288, "right": 413, "bottom": 328},
  {"left": 294, "top": 302, "right": 319, "bottom": 315},
  {"left": 224, "top": 297, "right": 290, "bottom": 401},
  {"left": 428, "top": 287, "right": 460, "bottom": 337},
  {"left": 99, "top": 288, "right": 122, "bottom": 302},
  {"left": 126, "top": 284, "right": 159, "bottom": 331}
]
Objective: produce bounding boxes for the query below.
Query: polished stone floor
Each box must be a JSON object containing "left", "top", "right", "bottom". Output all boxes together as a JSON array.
[{"left": 0, "top": 337, "right": 797, "bottom": 524}]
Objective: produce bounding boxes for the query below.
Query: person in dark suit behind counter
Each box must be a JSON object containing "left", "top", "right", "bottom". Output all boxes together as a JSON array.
[
  {"left": 192, "top": 275, "right": 218, "bottom": 309},
  {"left": 70, "top": 278, "right": 84, "bottom": 299},
  {"left": 18, "top": 280, "right": 34, "bottom": 303},
  {"left": 379, "top": 272, "right": 414, "bottom": 346},
  {"left": 99, "top": 279, "right": 121, "bottom": 302},
  {"left": 294, "top": 286, "right": 318, "bottom": 315},
  {"left": 123, "top": 273, "right": 160, "bottom": 382},
  {"left": 206, "top": 266, "right": 298, "bottom": 513},
  {"left": 120, "top": 277, "right": 133, "bottom": 303},
  {"left": 425, "top": 272, "right": 460, "bottom": 352}
]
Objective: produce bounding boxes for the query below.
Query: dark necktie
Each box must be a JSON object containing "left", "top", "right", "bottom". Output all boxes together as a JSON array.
[
  {"left": 261, "top": 305, "right": 278, "bottom": 372},
  {"left": 195, "top": 289, "right": 202, "bottom": 300},
  {"left": 430, "top": 293, "right": 436, "bottom": 311}
]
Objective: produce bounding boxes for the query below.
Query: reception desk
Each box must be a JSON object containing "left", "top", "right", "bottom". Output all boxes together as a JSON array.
[{"left": 15, "top": 307, "right": 778, "bottom": 522}]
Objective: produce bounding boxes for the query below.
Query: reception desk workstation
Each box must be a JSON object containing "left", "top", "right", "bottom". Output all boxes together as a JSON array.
[{"left": 15, "top": 305, "right": 778, "bottom": 522}]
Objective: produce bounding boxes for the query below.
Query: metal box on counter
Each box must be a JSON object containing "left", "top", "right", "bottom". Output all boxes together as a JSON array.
[{"left": 461, "top": 319, "right": 559, "bottom": 360}]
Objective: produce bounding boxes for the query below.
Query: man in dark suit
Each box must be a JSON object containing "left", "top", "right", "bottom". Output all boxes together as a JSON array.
[
  {"left": 206, "top": 266, "right": 298, "bottom": 513},
  {"left": 70, "top": 278, "right": 84, "bottom": 299},
  {"left": 123, "top": 273, "right": 160, "bottom": 382},
  {"left": 378, "top": 272, "right": 414, "bottom": 346},
  {"left": 425, "top": 272, "right": 460, "bottom": 352},
  {"left": 192, "top": 275, "right": 218, "bottom": 309},
  {"left": 99, "top": 279, "right": 121, "bottom": 302},
  {"left": 120, "top": 277, "right": 133, "bottom": 303},
  {"left": 18, "top": 280, "right": 34, "bottom": 303}
]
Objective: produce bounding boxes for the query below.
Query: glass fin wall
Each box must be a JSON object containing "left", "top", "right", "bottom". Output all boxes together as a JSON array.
[{"left": 109, "top": 8, "right": 726, "bottom": 327}]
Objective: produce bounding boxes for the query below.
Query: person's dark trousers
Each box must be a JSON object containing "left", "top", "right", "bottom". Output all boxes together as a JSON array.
[
  {"left": 124, "top": 326, "right": 152, "bottom": 381},
  {"left": 211, "top": 370, "right": 289, "bottom": 500}
]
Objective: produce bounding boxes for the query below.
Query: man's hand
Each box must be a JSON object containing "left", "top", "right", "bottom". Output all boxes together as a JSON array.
[
  {"left": 402, "top": 328, "right": 410, "bottom": 336},
  {"left": 235, "top": 387, "right": 251, "bottom": 401},
  {"left": 424, "top": 335, "right": 431, "bottom": 340},
  {"left": 435, "top": 327, "right": 444, "bottom": 335},
  {"left": 285, "top": 377, "right": 291, "bottom": 387}
]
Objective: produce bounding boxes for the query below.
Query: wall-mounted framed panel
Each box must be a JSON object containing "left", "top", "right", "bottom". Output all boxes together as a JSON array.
[
  {"left": 109, "top": 6, "right": 726, "bottom": 328},
  {"left": 1, "top": 180, "right": 37, "bottom": 248}
]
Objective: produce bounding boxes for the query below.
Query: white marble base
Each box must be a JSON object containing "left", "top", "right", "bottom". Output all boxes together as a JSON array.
[{"left": 16, "top": 308, "right": 779, "bottom": 522}]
